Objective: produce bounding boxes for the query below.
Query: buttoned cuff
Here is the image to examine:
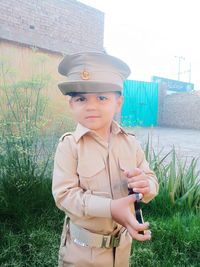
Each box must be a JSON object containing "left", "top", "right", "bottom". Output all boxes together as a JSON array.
[{"left": 85, "top": 195, "right": 112, "bottom": 218}]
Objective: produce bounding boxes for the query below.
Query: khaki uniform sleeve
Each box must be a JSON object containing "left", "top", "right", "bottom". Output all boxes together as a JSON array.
[
  {"left": 136, "top": 140, "right": 159, "bottom": 203},
  {"left": 52, "top": 137, "right": 112, "bottom": 219}
]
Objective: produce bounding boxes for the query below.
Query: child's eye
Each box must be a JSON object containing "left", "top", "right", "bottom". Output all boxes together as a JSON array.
[
  {"left": 75, "top": 96, "right": 86, "bottom": 102},
  {"left": 97, "top": 95, "right": 107, "bottom": 101}
]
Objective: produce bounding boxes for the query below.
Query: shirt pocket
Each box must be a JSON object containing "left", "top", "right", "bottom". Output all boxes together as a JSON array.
[
  {"left": 77, "top": 158, "right": 108, "bottom": 191},
  {"left": 118, "top": 158, "right": 137, "bottom": 196}
]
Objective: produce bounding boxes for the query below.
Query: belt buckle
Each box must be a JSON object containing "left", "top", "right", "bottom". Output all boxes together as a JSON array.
[
  {"left": 101, "top": 234, "right": 120, "bottom": 248},
  {"left": 110, "top": 235, "right": 120, "bottom": 248},
  {"left": 101, "top": 236, "right": 111, "bottom": 248}
]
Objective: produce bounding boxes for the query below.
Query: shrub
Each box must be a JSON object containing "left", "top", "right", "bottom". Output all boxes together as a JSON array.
[
  {"left": 0, "top": 59, "right": 66, "bottom": 229},
  {"left": 144, "top": 138, "right": 200, "bottom": 215}
]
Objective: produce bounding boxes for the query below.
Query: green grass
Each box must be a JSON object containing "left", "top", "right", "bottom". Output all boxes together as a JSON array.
[
  {"left": 1, "top": 207, "right": 199, "bottom": 267},
  {"left": 0, "top": 139, "right": 199, "bottom": 266},
  {"left": 1, "top": 175, "right": 199, "bottom": 267},
  {"left": 1, "top": 224, "right": 60, "bottom": 267},
  {"left": 0, "top": 178, "right": 63, "bottom": 267},
  {"left": 130, "top": 212, "right": 200, "bottom": 267},
  {"left": 0, "top": 144, "right": 199, "bottom": 267}
]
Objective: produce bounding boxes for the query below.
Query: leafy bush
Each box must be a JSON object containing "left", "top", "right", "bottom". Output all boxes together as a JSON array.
[
  {"left": 144, "top": 138, "right": 200, "bottom": 215},
  {"left": 0, "top": 56, "right": 75, "bottom": 182},
  {"left": 0, "top": 58, "right": 72, "bottom": 226},
  {"left": 0, "top": 77, "right": 52, "bottom": 180}
]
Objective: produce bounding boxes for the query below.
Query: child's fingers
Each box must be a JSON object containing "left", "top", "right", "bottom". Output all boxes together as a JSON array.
[
  {"left": 127, "top": 225, "right": 151, "bottom": 241},
  {"left": 128, "top": 180, "right": 149, "bottom": 188},
  {"left": 128, "top": 179, "right": 150, "bottom": 194},
  {"left": 126, "top": 209, "right": 149, "bottom": 231},
  {"left": 124, "top": 168, "right": 143, "bottom": 178},
  {"left": 130, "top": 187, "right": 149, "bottom": 194},
  {"left": 128, "top": 193, "right": 143, "bottom": 203},
  {"left": 129, "top": 219, "right": 149, "bottom": 232},
  {"left": 136, "top": 230, "right": 151, "bottom": 241}
]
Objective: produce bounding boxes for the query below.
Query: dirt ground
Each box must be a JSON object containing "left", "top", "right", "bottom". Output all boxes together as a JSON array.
[{"left": 127, "top": 126, "right": 200, "bottom": 173}]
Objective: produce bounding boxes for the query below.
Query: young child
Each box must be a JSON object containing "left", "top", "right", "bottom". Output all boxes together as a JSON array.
[{"left": 52, "top": 52, "right": 159, "bottom": 267}]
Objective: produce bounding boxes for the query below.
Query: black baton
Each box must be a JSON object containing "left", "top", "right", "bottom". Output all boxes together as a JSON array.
[{"left": 128, "top": 188, "right": 145, "bottom": 235}]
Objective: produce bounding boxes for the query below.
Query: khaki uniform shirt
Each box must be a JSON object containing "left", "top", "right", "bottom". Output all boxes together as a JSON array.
[{"left": 52, "top": 121, "right": 158, "bottom": 235}]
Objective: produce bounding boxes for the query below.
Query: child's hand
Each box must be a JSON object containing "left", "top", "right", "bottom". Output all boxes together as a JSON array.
[
  {"left": 124, "top": 168, "right": 150, "bottom": 195},
  {"left": 110, "top": 195, "right": 151, "bottom": 241}
]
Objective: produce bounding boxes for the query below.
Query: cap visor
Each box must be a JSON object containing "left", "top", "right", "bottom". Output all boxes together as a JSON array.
[{"left": 58, "top": 81, "right": 122, "bottom": 95}]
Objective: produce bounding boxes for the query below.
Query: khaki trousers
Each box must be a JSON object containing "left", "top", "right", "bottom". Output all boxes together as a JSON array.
[{"left": 58, "top": 221, "right": 132, "bottom": 267}]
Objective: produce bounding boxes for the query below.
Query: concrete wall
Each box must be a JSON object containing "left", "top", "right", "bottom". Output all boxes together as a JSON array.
[
  {"left": 0, "top": 41, "right": 72, "bottom": 124},
  {"left": 0, "top": 0, "right": 104, "bottom": 128},
  {"left": 158, "top": 90, "right": 200, "bottom": 130},
  {"left": 0, "top": 0, "right": 104, "bottom": 53}
]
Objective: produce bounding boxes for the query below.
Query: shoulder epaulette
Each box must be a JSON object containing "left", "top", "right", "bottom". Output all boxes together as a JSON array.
[
  {"left": 119, "top": 126, "right": 135, "bottom": 136},
  {"left": 59, "top": 132, "right": 72, "bottom": 142},
  {"left": 127, "top": 132, "right": 135, "bottom": 136}
]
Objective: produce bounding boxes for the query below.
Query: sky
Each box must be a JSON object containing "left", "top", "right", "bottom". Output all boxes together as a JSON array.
[{"left": 79, "top": 0, "right": 200, "bottom": 90}]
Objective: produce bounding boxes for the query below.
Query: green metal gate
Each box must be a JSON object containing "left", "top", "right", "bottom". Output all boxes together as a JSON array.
[{"left": 121, "top": 80, "right": 158, "bottom": 127}]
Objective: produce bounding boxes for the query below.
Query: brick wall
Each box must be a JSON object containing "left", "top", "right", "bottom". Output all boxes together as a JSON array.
[
  {"left": 158, "top": 90, "right": 200, "bottom": 130},
  {"left": 0, "top": 0, "right": 104, "bottom": 53}
]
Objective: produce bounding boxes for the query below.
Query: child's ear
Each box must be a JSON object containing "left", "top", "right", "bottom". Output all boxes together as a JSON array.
[{"left": 116, "top": 95, "right": 123, "bottom": 113}]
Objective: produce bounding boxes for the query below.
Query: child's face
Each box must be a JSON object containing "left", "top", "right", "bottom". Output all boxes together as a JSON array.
[{"left": 69, "top": 92, "right": 123, "bottom": 137}]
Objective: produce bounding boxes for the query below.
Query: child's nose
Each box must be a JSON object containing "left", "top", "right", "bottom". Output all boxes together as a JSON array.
[{"left": 85, "top": 98, "right": 97, "bottom": 110}]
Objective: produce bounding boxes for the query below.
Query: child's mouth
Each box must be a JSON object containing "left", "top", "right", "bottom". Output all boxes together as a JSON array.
[{"left": 85, "top": 116, "right": 100, "bottom": 119}]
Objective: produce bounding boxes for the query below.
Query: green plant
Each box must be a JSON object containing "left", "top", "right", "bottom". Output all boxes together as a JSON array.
[
  {"left": 144, "top": 138, "right": 200, "bottom": 214},
  {"left": 0, "top": 57, "right": 53, "bottom": 178},
  {"left": 0, "top": 59, "right": 56, "bottom": 227}
]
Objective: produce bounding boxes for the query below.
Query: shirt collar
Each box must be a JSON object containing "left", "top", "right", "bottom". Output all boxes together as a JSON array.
[
  {"left": 111, "top": 120, "right": 128, "bottom": 135},
  {"left": 73, "top": 120, "right": 128, "bottom": 143}
]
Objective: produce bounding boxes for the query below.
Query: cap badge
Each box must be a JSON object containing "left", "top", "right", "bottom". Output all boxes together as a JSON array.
[{"left": 81, "top": 70, "right": 90, "bottom": 80}]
